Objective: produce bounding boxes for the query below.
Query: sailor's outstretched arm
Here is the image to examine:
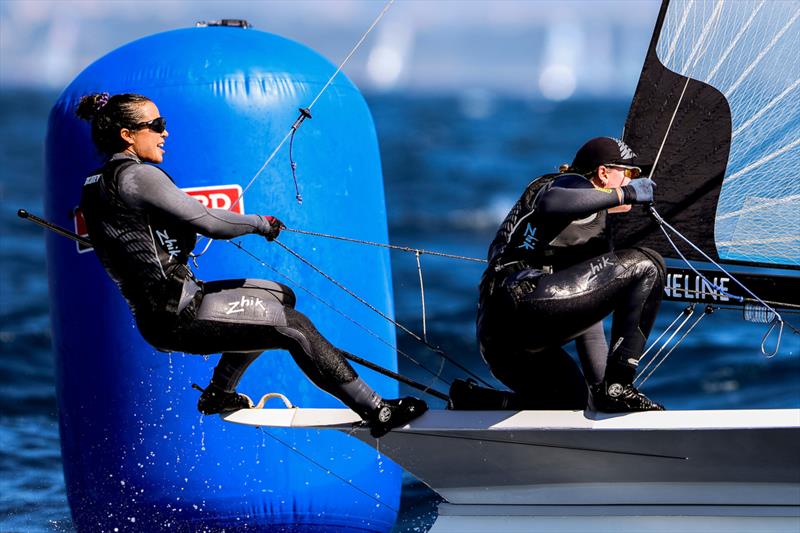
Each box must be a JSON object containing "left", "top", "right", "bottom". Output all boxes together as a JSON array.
[
  {"left": 118, "top": 164, "right": 273, "bottom": 238},
  {"left": 537, "top": 184, "right": 623, "bottom": 218},
  {"left": 536, "top": 175, "right": 654, "bottom": 218}
]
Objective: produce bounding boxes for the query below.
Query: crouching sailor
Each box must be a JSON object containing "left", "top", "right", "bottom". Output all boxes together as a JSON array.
[
  {"left": 75, "top": 92, "right": 426, "bottom": 437},
  {"left": 476, "top": 137, "right": 665, "bottom": 412}
]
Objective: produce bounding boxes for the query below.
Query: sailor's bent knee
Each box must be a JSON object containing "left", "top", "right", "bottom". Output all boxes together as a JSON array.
[{"left": 616, "top": 247, "right": 666, "bottom": 287}]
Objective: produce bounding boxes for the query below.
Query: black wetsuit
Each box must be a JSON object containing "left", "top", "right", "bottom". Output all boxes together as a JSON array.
[
  {"left": 80, "top": 153, "right": 380, "bottom": 416},
  {"left": 476, "top": 173, "right": 665, "bottom": 409}
]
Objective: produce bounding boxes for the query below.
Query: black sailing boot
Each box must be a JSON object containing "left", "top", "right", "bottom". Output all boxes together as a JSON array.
[
  {"left": 589, "top": 381, "right": 664, "bottom": 412},
  {"left": 589, "top": 358, "right": 664, "bottom": 413},
  {"left": 447, "top": 378, "right": 521, "bottom": 410},
  {"left": 367, "top": 397, "right": 428, "bottom": 438},
  {"left": 194, "top": 383, "right": 253, "bottom": 415}
]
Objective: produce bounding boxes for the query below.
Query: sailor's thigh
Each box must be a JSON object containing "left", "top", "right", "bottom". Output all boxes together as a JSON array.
[
  {"left": 174, "top": 318, "right": 287, "bottom": 355},
  {"left": 201, "top": 278, "right": 296, "bottom": 308},
  {"left": 512, "top": 256, "right": 626, "bottom": 344},
  {"left": 195, "top": 283, "right": 289, "bottom": 326}
]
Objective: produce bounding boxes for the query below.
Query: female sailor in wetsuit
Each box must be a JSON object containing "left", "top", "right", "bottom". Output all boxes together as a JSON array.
[
  {"left": 476, "top": 136, "right": 665, "bottom": 412},
  {"left": 75, "top": 92, "right": 426, "bottom": 437}
]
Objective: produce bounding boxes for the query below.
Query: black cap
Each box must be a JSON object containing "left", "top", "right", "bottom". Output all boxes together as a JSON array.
[{"left": 570, "top": 137, "right": 647, "bottom": 174}]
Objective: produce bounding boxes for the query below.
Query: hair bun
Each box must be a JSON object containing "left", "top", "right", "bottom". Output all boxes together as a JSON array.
[{"left": 75, "top": 92, "right": 111, "bottom": 121}]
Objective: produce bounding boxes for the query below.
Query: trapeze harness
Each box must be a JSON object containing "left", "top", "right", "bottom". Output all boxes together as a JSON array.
[
  {"left": 476, "top": 173, "right": 666, "bottom": 408},
  {"left": 79, "top": 153, "right": 381, "bottom": 417}
]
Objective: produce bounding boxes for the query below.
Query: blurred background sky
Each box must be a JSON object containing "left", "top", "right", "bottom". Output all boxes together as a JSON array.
[{"left": 1, "top": 0, "right": 661, "bottom": 100}]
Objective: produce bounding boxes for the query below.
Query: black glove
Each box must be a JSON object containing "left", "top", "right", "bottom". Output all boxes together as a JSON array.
[
  {"left": 258, "top": 215, "right": 284, "bottom": 241},
  {"left": 621, "top": 178, "right": 656, "bottom": 204}
]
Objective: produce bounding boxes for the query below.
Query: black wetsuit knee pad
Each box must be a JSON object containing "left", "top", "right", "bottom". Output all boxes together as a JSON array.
[
  {"left": 632, "top": 247, "right": 666, "bottom": 284},
  {"left": 616, "top": 247, "right": 666, "bottom": 285}
]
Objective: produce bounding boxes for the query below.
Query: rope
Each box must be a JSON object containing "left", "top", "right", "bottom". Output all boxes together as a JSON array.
[
  {"left": 649, "top": 77, "right": 691, "bottom": 181},
  {"left": 415, "top": 252, "right": 428, "bottom": 341},
  {"left": 192, "top": 0, "right": 397, "bottom": 260},
  {"left": 228, "top": 240, "right": 453, "bottom": 395},
  {"left": 635, "top": 304, "right": 696, "bottom": 384},
  {"left": 650, "top": 207, "right": 785, "bottom": 357},
  {"left": 258, "top": 428, "right": 398, "bottom": 514},
  {"left": 639, "top": 305, "right": 692, "bottom": 360},
  {"left": 283, "top": 227, "right": 486, "bottom": 263},
  {"left": 272, "top": 239, "right": 493, "bottom": 387},
  {"left": 636, "top": 306, "right": 714, "bottom": 388}
]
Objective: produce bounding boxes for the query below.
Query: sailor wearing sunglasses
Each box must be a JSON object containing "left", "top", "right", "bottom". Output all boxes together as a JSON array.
[
  {"left": 474, "top": 137, "right": 666, "bottom": 413},
  {"left": 75, "top": 92, "right": 426, "bottom": 437}
]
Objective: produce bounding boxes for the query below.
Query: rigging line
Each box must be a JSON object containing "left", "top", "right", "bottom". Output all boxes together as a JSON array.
[
  {"left": 652, "top": 207, "right": 781, "bottom": 317},
  {"left": 257, "top": 428, "right": 398, "bottom": 514},
  {"left": 649, "top": 77, "right": 691, "bottom": 182},
  {"left": 227, "top": 240, "right": 453, "bottom": 394},
  {"left": 635, "top": 304, "right": 696, "bottom": 383},
  {"left": 667, "top": 288, "right": 800, "bottom": 311},
  {"left": 640, "top": 305, "right": 693, "bottom": 359},
  {"left": 414, "top": 250, "right": 447, "bottom": 398},
  {"left": 192, "top": 0, "right": 397, "bottom": 258},
  {"left": 637, "top": 306, "right": 713, "bottom": 388},
  {"left": 306, "top": 0, "right": 395, "bottom": 111},
  {"left": 652, "top": 208, "right": 786, "bottom": 356},
  {"left": 239, "top": 0, "right": 396, "bottom": 201},
  {"left": 283, "top": 227, "right": 486, "bottom": 263},
  {"left": 415, "top": 252, "right": 428, "bottom": 341},
  {"left": 272, "top": 239, "right": 494, "bottom": 388}
]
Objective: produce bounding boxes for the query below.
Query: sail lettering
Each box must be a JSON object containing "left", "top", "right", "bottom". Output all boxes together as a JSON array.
[{"left": 664, "top": 273, "right": 729, "bottom": 302}]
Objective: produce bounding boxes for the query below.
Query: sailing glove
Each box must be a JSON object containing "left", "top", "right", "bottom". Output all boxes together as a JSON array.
[
  {"left": 258, "top": 215, "right": 285, "bottom": 241},
  {"left": 621, "top": 178, "right": 656, "bottom": 204}
]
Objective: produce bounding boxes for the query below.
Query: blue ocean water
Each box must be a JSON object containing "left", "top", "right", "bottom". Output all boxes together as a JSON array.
[{"left": 1, "top": 90, "right": 798, "bottom": 532}]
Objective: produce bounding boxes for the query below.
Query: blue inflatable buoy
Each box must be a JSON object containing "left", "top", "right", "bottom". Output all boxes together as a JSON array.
[{"left": 45, "top": 23, "right": 401, "bottom": 532}]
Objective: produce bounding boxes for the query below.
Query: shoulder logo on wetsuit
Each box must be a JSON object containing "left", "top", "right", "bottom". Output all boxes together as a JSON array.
[
  {"left": 517, "top": 224, "right": 538, "bottom": 250},
  {"left": 84, "top": 174, "right": 101, "bottom": 186}
]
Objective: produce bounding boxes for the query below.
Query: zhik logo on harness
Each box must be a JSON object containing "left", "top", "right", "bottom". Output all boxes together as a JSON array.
[
  {"left": 517, "top": 224, "right": 538, "bottom": 250},
  {"left": 587, "top": 256, "right": 614, "bottom": 283},
  {"left": 225, "top": 295, "right": 267, "bottom": 315},
  {"left": 155, "top": 229, "right": 180, "bottom": 259}
]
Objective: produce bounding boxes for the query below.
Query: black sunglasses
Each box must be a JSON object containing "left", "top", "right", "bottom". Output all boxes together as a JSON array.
[{"left": 133, "top": 117, "right": 167, "bottom": 133}]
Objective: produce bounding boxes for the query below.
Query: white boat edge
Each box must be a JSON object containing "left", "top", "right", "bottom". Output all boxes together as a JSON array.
[
  {"left": 222, "top": 407, "right": 800, "bottom": 431},
  {"left": 223, "top": 408, "right": 800, "bottom": 532}
]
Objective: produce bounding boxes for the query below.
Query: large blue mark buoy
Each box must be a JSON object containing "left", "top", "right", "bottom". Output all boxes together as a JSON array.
[{"left": 46, "top": 22, "right": 400, "bottom": 532}]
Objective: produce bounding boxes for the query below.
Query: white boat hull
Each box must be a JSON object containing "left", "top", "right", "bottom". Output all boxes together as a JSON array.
[{"left": 224, "top": 408, "right": 800, "bottom": 531}]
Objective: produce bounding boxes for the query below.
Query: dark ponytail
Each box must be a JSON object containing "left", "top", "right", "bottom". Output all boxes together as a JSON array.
[{"left": 75, "top": 93, "right": 152, "bottom": 156}]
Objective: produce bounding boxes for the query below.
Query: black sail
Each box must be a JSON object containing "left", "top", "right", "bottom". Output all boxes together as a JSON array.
[{"left": 617, "top": 0, "right": 800, "bottom": 309}]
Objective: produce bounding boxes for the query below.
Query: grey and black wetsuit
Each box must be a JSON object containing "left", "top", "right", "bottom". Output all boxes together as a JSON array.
[
  {"left": 80, "top": 153, "right": 381, "bottom": 417},
  {"left": 476, "top": 173, "right": 665, "bottom": 409}
]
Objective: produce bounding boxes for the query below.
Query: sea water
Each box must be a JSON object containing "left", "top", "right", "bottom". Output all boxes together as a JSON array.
[{"left": 1, "top": 90, "right": 798, "bottom": 532}]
